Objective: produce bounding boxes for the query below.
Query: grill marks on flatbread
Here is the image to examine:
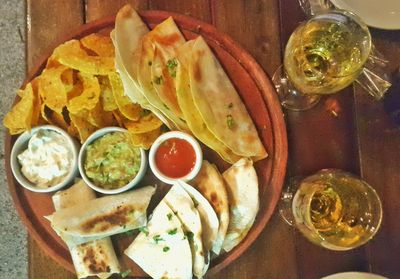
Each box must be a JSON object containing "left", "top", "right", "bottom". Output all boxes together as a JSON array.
[
  {"left": 51, "top": 180, "right": 121, "bottom": 279},
  {"left": 47, "top": 186, "right": 156, "bottom": 245},
  {"left": 193, "top": 161, "right": 230, "bottom": 255}
]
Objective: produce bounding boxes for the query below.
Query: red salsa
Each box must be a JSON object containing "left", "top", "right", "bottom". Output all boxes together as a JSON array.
[{"left": 155, "top": 137, "right": 196, "bottom": 178}]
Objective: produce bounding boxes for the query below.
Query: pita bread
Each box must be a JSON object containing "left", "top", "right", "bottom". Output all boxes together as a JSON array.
[
  {"left": 164, "top": 184, "right": 208, "bottom": 278},
  {"left": 178, "top": 181, "right": 219, "bottom": 253},
  {"left": 189, "top": 36, "right": 267, "bottom": 160},
  {"left": 222, "top": 158, "right": 259, "bottom": 252},
  {"left": 193, "top": 161, "right": 229, "bottom": 255},
  {"left": 125, "top": 200, "right": 192, "bottom": 279},
  {"left": 52, "top": 180, "right": 120, "bottom": 279},
  {"left": 47, "top": 186, "right": 156, "bottom": 246}
]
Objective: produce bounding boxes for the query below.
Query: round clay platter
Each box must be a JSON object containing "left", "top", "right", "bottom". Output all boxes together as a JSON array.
[{"left": 5, "top": 10, "right": 288, "bottom": 277}]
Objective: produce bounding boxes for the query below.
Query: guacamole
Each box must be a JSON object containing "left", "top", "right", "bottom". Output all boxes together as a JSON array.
[{"left": 84, "top": 132, "right": 141, "bottom": 189}]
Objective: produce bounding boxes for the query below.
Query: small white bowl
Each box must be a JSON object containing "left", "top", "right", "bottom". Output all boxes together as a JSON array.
[
  {"left": 78, "top": 127, "right": 147, "bottom": 195},
  {"left": 10, "top": 125, "right": 79, "bottom": 193},
  {"left": 149, "top": 131, "right": 203, "bottom": 184}
]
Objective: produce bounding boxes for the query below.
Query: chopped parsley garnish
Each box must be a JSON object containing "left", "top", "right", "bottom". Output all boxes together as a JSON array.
[
  {"left": 168, "top": 228, "right": 178, "bottom": 235},
  {"left": 125, "top": 230, "right": 135, "bottom": 236},
  {"left": 167, "top": 213, "right": 173, "bottom": 220},
  {"left": 163, "top": 246, "right": 170, "bottom": 252},
  {"left": 154, "top": 75, "right": 164, "bottom": 85},
  {"left": 120, "top": 269, "right": 131, "bottom": 278},
  {"left": 153, "top": 234, "right": 164, "bottom": 244},
  {"left": 167, "top": 58, "right": 178, "bottom": 78},
  {"left": 185, "top": 231, "right": 194, "bottom": 241},
  {"left": 138, "top": 226, "right": 149, "bottom": 236},
  {"left": 139, "top": 109, "right": 151, "bottom": 117},
  {"left": 226, "top": 114, "right": 235, "bottom": 129}
]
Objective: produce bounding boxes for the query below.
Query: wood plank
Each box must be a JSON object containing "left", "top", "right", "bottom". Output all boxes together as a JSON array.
[
  {"left": 278, "top": 0, "right": 369, "bottom": 278},
  {"left": 211, "top": 1, "right": 297, "bottom": 278},
  {"left": 149, "top": 0, "right": 212, "bottom": 23},
  {"left": 27, "top": 0, "right": 84, "bottom": 71},
  {"left": 27, "top": 0, "right": 84, "bottom": 278},
  {"left": 85, "top": 0, "right": 149, "bottom": 23},
  {"left": 355, "top": 29, "right": 400, "bottom": 278}
]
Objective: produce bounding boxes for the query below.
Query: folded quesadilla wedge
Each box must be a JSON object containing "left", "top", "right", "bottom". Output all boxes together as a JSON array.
[
  {"left": 175, "top": 40, "right": 241, "bottom": 164},
  {"left": 52, "top": 180, "right": 120, "bottom": 279},
  {"left": 112, "top": 5, "right": 173, "bottom": 128},
  {"left": 188, "top": 36, "right": 267, "bottom": 160},
  {"left": 222, "top": 158, "right": 259, "bottom": 252},
  {"left": 47, "top": 186, "right": 156, "bottom": 246},
  {"left": 125, "top": 200, "right": 192, "bottom": 279},
  {"left": 137, "top": 17, "right": 188, "bottom": 131},
  {"left": 178, "top": 181, "right": 219, "bottom": 253},
  {"left": 164, "top": 184, "right": 209, "bottom": 278},
  {"left": 193, "top": 161, "right": 230, "bottom": 255}
]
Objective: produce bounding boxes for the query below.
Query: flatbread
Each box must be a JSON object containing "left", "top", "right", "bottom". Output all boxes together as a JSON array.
[
  {"left": 193, "top": 161, "right": 229, "bottom": 255},
  {"left": 189, "top": 36, "right": 267, "bottom": 160},
  {"left": 175, "top": 41, "right": 241, "bottom": 164},
  {"left": 52, "top": 180, "right": 120, "bottom": 279},
  {"left": 47, "top": 186, "right": 156, "bottom": 246},
  {"left": 164, "top": 184, "right": 208, "bottom": 278},
  {"left": 125, "top": 200, "right": 192, "bottom": 279},
  {"left": 178, "top": 181, "right": 219, "bottom": 253},
  {"left": 222, "top": 158, "right": 259, "bottom": 252}
]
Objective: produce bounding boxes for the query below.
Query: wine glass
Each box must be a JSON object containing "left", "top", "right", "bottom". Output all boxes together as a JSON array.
[
  {"left": 273, "top": 10, "right": 373, "bottom": 111},
  {"left": 280, "top": 169, "right": 382, "bottom": 250}
]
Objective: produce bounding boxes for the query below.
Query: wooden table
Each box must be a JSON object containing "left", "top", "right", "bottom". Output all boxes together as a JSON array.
[{"left": 25, "top": 0, "right": 400, "bottom": 278}]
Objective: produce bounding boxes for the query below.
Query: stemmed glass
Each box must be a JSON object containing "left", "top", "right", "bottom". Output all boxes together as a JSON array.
[
  {"left": 280, "top": 169, "right": 382, "bottom": 250},
  {"left": 273, "top": 9, "right": 390, "bottom": 111}
]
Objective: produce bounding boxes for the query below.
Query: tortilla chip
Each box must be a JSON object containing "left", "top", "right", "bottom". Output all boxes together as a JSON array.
[
  {"left": 124, "top": 113, "right": 163, "bottom": 134},
  {"left": 4, "top": 83, "right": 35, "bottom": 134},
  {"left": 67, "top": 72, "right": 100, "bottom": 114},
  {"left": 38, "top": 65, "right": 72, "bottom": 114},
  {"left": 129, "top": 127, "right": 161, "bottom": 150},
  {"left": 99, "top": 76, "right": 118, "bottom": 111},
  {"left": 109, "top": 72, "right": 142, "bottom": 121},
  {"left": 69, "top": 114, "right": 97, "bottom": 143},
  {"left": 80, "top": 33, "right": 115, "bottom": 57},
  {"left": 52, "top": 40, "right": 114, "bottom": 75}
]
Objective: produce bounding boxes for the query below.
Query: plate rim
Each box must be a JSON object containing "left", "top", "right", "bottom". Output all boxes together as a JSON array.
[{"left": 5, "top": 10, "right": 288, "bottom": 277}]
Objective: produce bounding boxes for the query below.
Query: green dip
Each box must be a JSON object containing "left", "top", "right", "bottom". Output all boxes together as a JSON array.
[{"left": 84, "top": 132, "right": 141, "bottom": 189}]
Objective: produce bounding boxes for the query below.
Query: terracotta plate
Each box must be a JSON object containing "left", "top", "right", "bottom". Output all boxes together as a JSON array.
[{"left": 5, "top": 11, "right": 287, "bottom": 277}]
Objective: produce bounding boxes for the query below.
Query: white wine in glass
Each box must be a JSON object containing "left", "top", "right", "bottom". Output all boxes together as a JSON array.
[
  {"left": 292, "top": 169, "right": 382, "bottom": 250},
  {"left": 274, "top": 10, "right": 372, "bottom": 110}
]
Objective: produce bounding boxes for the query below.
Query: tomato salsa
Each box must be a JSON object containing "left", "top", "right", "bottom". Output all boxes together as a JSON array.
[{"left": 155, "top": 137, "right": 196, "bottom": 178}]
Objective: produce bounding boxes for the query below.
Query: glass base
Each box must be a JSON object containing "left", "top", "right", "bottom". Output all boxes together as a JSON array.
[{"left": 272, "top": 65, "right": 321, "bottom": 111}]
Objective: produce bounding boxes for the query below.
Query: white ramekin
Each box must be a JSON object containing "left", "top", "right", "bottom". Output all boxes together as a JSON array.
[
  {"left": 148, "top": 131, "right": 203, "bottom": 184},
  {"left": 10, "top": 125, "right": 79, "bottom": 193},
  {"left": 78, "top": 127, "right": 147, "bottom": 194}
]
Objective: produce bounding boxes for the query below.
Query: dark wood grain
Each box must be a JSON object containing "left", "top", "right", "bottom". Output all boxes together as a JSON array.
[
  {"left": 149, "top": 0, "right": 212, "bottom": 22},
  {"left": 86, "top": 0, "right": 149, "bottom": 22},
  {"left": 354, "top": 29, "right": 400, "bottom": 278}
]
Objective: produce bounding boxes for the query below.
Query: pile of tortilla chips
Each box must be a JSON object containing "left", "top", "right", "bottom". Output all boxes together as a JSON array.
[{"left": 4, "top": 33, "right": 163, "bottom": 149}]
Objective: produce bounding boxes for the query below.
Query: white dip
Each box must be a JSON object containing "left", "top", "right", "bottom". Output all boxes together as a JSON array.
[{"left": 18, "top": 129, "right": 73, "bottom": 188}]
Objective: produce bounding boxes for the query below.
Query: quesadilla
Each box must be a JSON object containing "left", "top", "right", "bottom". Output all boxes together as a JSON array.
[
  {"left": 178, "top": 181, "right": 219, "bottom": 253},
  {"left": 175, "top": 41, "right": 241, "bottom": 164},
  {"left": 222, "top": 158, "right": 259, "bottom": 252},
  {"left": 52, "top": 180, "right": 120, "bottom": 279},
  {"left": 164, "top": 184, "right": 208, "bottom": 278},
  {"left": 125, "top": 200, "right": 192, "bottom": 279},
  {"left": 47, "top": 186, "right": 156, "bottom": 246},
  {"left": 193, "top": 161, "right": 229, "bottom": 255},
  {"left": 188, "top": 36, "right": 267, "bottom": 160}
]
